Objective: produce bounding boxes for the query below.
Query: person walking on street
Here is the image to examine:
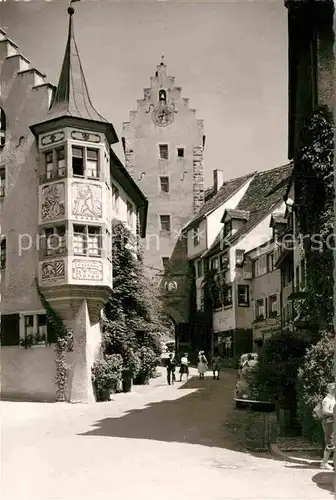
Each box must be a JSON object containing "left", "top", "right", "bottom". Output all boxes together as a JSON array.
[
  {"left": 179, "top": 353, "right": 189, "bottom": 382},
  {"left": 197, "top": 351, "right": 208, "bottom": 380},
  {"left": 166, "top": 353, "right": 176, "bottom": 385},
  {"left": 320, "top": 382, "right": 335, "bottom": 469},
  {"left": 212, "top": 351, "right": 221, "bottom": 380}
]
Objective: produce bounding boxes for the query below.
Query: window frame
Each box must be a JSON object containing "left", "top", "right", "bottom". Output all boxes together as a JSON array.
[
  {"left": 177, "top": 147, "right": 185, "bottom": 158},
  {"left": 237, "top": 284, "right": 249, "bottom": 307},
  {"left": 19, "top": 311, "right": 49, "bottom": 346},
  {"left": 223, "top": 285, "right": 233, "bottom": 308},
  {"left": 112, "top": 184, "right": 120, "bottom": 213},
  {"left": 267, "top": 252, "right": 274, "bottom": 273},
  {"left": 0, "top": 237, "right": 6, "bottom": 269},
  {"left": 0, "top": 107, "right": 6, "bottom": 148},
  {"left": 72, "top": 224, "right": 102, "bottom": 257},
  {"left": 269, "top": 294, "right": 278, "bottom": 318},
  {"left": 127, "top": 200, "right": 134, "bottom": 227},
  {"left": 44, "top": 225, "right": 66, "bottom": 257},
  {"left": 196, "top": 259, "right": 203, "bottom": 279},
  {"left": 159, "top": 144, "right": 169, "bottom": 160},
  {"left": 160, "top": 214, "right": 171, "bottom": 233},
  {"left": 223, "top": 220, "right": 232, "bottom": 239},
  {"left": 193, "top": 226, "right": 201, "bottom": 246},
  {"left": 0, "top": 166, "right": 5, "bottom": 198},
  {"left": 71, "top": 145, "right": 101, "bottom": 179},
  {"left": 159, "top": 176, "right": 170, "bottom": 193},
  {"left": 255, "top": 298, "right": 266, "bottom": 320},
  {"left": 211, "top": 257, "right": 219, "bottom": 270}
]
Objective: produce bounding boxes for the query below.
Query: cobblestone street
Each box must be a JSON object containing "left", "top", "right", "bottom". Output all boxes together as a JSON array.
[{"left": 1, "top": 369, "right": 332, "bottom": 500}]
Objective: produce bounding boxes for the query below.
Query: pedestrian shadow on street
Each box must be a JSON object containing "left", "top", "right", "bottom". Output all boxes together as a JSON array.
[
  {"left": 311, "top": 471, "right": 334, "bottom": 495},
  {"left": 79, "top": 373, "right": 245, "bottom": 451}
]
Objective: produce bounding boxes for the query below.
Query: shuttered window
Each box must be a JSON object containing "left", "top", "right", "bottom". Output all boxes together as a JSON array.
[{"left": 1, "top": 314, "right": 20, "bottom": 346}]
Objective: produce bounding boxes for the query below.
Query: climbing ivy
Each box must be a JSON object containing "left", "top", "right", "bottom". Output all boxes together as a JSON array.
[
  {"left": 294, "top": 106, "right": 334, "bottom": 338},
  {"left": 35, "top": 279, "right": 73, "bottom": 401}
]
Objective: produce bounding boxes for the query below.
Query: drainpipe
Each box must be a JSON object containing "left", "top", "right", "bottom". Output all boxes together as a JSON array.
[{"left": 333, "top": 0, "right": 336, "bottom": 473}]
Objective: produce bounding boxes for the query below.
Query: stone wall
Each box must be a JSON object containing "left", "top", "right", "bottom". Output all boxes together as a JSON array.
[{"left": 1, "top": 346, "right": 74, "bottom": 401}]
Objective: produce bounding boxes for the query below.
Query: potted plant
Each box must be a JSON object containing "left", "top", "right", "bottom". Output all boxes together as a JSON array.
[{"left": 91, "top": 354, "right": 123, "bottom": 401}]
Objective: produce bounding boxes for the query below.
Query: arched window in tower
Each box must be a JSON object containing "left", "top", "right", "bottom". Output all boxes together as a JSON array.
[
  {"left": 0, "top": 108, "right": 6, "bottom": 148},
  {"left": 159, "top": 90, "right": 167, "bottom": 102}
]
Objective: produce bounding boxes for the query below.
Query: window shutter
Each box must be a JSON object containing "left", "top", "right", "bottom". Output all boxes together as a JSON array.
[
  {"left": 47, "top": 318, "right": 58, "bottom": 344},
  {"left": 1, "top": 314, "right": 20, "bottom": 346},
  {"left": 265, "top": 297, "right": 268, "bottom": 318},
  {"left": 251, "top": 300, "right": 255, "bottom": 321},
  {"left": 276, "top": 293, "right": 280, "bottom": 315}
]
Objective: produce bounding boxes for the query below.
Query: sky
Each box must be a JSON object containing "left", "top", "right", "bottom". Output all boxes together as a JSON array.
[{"left": 0, "top": 0, "right": 289, "bottom": 187}]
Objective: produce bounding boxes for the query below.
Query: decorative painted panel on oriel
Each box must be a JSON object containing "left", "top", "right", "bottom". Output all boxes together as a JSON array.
[
  {"left": 70, "top": 130, "right": 101, "bottom": 144},
  {"left": 41, "top": 182, "right": 66, "bottom": 222},
  {"left": 72, "top": 182, "right": 102, "bottom": 220},
  {"left": 40, "top": 259, "right": 66, "bottom": 284},
  {"left": 72, "top": 259, "right": 103, "bottom": 281},
  {"left": 40, "top": 130, "right": 65, "bottom": 148}
]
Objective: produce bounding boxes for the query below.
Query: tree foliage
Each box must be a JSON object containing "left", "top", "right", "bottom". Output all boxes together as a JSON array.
[
  {"left": 295, "top": 106, "right": 334, "bottom": 336},
  {"left": 298, "top": 331, "right": 335, "bottom": 408},
  {"left": 253, "top": 329, "right": 309, "bottom": 402},
  {"left": 100, "top": 220, "right": 168, "bottom": 382}
]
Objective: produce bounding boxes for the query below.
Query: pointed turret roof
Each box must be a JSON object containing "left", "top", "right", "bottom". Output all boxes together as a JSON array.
[
  {"left": 31, "top": 5, "right": 118, "bottom": 145},
  {"left": 47, "top": 6, "right": 105, "bottom": 122}
]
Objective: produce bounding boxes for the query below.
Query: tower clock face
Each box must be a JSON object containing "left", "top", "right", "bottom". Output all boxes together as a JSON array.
[{"left": 152, "top": 106, "right": 174, "bottom": 127}]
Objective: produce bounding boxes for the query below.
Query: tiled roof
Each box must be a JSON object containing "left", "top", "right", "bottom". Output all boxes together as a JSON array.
[
  {"left": 48, "top": 9, "right": 107, "bottom": 123},
  {"left": 205, "top": 163, "right": 293, "bottom": 256},
  {"left": 204, "top": 186, "right": 216, "bottom": 202},
  {"left": 184, "top": 171, "right": 256, "bottom": 230}
]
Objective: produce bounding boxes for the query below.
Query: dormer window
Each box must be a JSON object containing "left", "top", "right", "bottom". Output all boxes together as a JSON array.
[
  {"left": 0, "top": 108, "right": 6, "bottom": 148},
  {"left": 159, "top": 90, "right": 167, "bottom": 102}
]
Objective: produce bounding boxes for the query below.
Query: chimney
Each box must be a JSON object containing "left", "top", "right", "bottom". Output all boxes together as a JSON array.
[{"left": 213, "top": 169, "right": 224, "bottom": 192}]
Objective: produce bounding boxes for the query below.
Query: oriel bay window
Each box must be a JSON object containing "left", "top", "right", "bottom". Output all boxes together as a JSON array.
[
  {"left": 72, "top": 146, "right": 100, "bottom": 178},
  {"left": 73, "top": 225, "right": 102, "bottom": 257}
]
